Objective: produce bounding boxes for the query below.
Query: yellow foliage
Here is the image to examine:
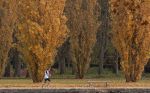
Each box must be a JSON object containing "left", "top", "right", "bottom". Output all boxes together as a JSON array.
[
  {"left": 110, "top": 0, "right": 150, "bottom": 82},
  {"left": 65, "top": 0, "right": 100, "bottom": 78},
  {"left": 0, "top": 0, "right": 17, "bottom": 77},
  {"left": 16, "top": 0, "right": 68, "bottom": 82}
]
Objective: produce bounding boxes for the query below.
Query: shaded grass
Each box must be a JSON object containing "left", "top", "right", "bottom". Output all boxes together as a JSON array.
[{"left": 52, "top": 67, "right": 125, "bottom": 79}]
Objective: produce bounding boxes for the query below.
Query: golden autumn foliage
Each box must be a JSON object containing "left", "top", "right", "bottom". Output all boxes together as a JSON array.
[
  {"left": 110, "top": 0, "right": 150, "bottom": 82},
  {"left": 65, "top": 0, "right": 100, "bottom": 79},
  {"left": 16, "top": 0, "right": 68, "bottom": 82},
  {"left": 0, "top": 0, "right": 17, "bottom": 77}
]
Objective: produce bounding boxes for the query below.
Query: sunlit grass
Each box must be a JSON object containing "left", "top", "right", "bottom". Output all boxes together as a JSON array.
[
  {"left": 0, "top": 78, "right": 150, "bottom": 88},
  {"left": 0, "top": 68, "right": 150, "bottom": 88}
]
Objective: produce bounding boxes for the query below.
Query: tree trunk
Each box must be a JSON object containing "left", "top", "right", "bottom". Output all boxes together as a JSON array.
[
  {"left": 113, "top": 51, "right": 119, "bottom": 75},
  {"left": 26, "top": 70, "right": 30, "bottom": 78},
  {"left": 59, "top": 58, "right": 66, "bottom": 74},
  {"left": 15, "top": 61, "right": 21, "bottom": 77},
  {"left": 31, "top": 67, "right": 44, "bottom": 83},
  {"left": 98, "top": 46, "right": 104, "bottom": 74},
  {"left": 76, "top": 73, "right": 84, "bottom": 79},
  {"left": 114, "top": 61, "right": 119, "bottom": 75},
  {"left": 125, "top": 74, "right": 131, "bottom": 82},
  {"left": 75, "top": 68, "right": 84, "bottom": 79},
  {"left": 20, "top": 49, "right": 50, "bottom": 82},
  {"left": 56, "top": 39, "right": 70, "bottom": 75},
  {"left": 14, "top": 54, "right": 21, "bottom": 77},
  {"left": 72, "top": 64, "right": 75, "bottom": 75},
  {"left": 97, "top": 0, "right": 109, "bottom": 74},
  {"left": 0, "top": 58, "right": 7, "bottom": 78},
  {"left": 4, "top": 62, "right": 11, "bottom": 77}
]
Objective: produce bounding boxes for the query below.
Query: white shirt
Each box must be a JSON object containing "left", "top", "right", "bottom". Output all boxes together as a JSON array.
[{"left": 44, "top": 70, "right": 49, "bottom": 79}]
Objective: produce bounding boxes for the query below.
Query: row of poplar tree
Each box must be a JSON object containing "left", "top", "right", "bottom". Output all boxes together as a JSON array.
[{"left": 0, "top": 0, "right": 150, "bottom": 83}]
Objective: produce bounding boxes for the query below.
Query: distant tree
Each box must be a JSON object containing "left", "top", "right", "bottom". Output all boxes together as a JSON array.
[
  {"left": 65, "top": 0, "right": 100, "bottom": 79},
  {"left": 0, "top": 0, "right": 17, "bottom": 77},
  {"left": 55, "top": 39, "right": 71, "bottom": 75},
  {"left": 110, "top": 0, "right": 150, "bottom": 82},
  {"left": 93, "top": 0, "right": 110, "bottom": 74},
  {"left": 7, "top": 48, "right": 22, "bottom": 77},
  {"left": 16, "top": 0, "right": 68, "bottom": 82}
]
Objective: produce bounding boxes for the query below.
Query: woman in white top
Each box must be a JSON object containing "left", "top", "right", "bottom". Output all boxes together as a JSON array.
[{"left": 44, "top": 68, "right": 51, "bottom": 83}]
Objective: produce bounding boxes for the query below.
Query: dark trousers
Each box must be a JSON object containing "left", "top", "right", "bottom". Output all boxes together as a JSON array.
[{"left": 44, "top": 78, "right": 50, "bottom": 83}]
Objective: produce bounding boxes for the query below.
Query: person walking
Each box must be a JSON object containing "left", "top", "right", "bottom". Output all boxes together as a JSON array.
[
  {"left": 44, "top": 68, "right": 51, "bottom": 83},
  {"left": 42, "top": 68, "right": 51, "bottom": 88}
]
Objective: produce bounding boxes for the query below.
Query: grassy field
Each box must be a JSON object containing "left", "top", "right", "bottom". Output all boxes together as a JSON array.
[
  {"left": 1, "top": 69, "right": 150, "bottom": 88},
  {"left": 1, "top": 78, "right": 150, "bottom": 88}
]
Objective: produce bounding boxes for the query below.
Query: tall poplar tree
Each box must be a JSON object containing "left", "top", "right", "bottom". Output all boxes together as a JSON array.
[
  {"left": 65, "top": 0, "right": 100, "bottom": 79},
  {"left": 110, "top": 0, "right": 150, "bottom": 82},
  {"left": 16, "top": 0, "right": 68, "bottom": 82},
  {"left": 0, "top": 0, "right": 17, "bottom": 77}
]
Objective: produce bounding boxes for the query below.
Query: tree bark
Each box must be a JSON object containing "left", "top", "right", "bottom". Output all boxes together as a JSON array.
[
  {"left": 98, "top": 45, "right": 104, "bottom": 74},
  {"left": 98, "top": 0, "right": 109, "bottom": 74},
  {"left": 113, "top": 51, "right": 119, "bottom": 75},
  {"left": 59, "top": 58, "right": 66, "bottom": 75},
  {"left": 4, "top": 62, "right": 11, "bottom": 77},
  {"left": 29, "top": 63, "right": 44, "bottom": 83}
]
